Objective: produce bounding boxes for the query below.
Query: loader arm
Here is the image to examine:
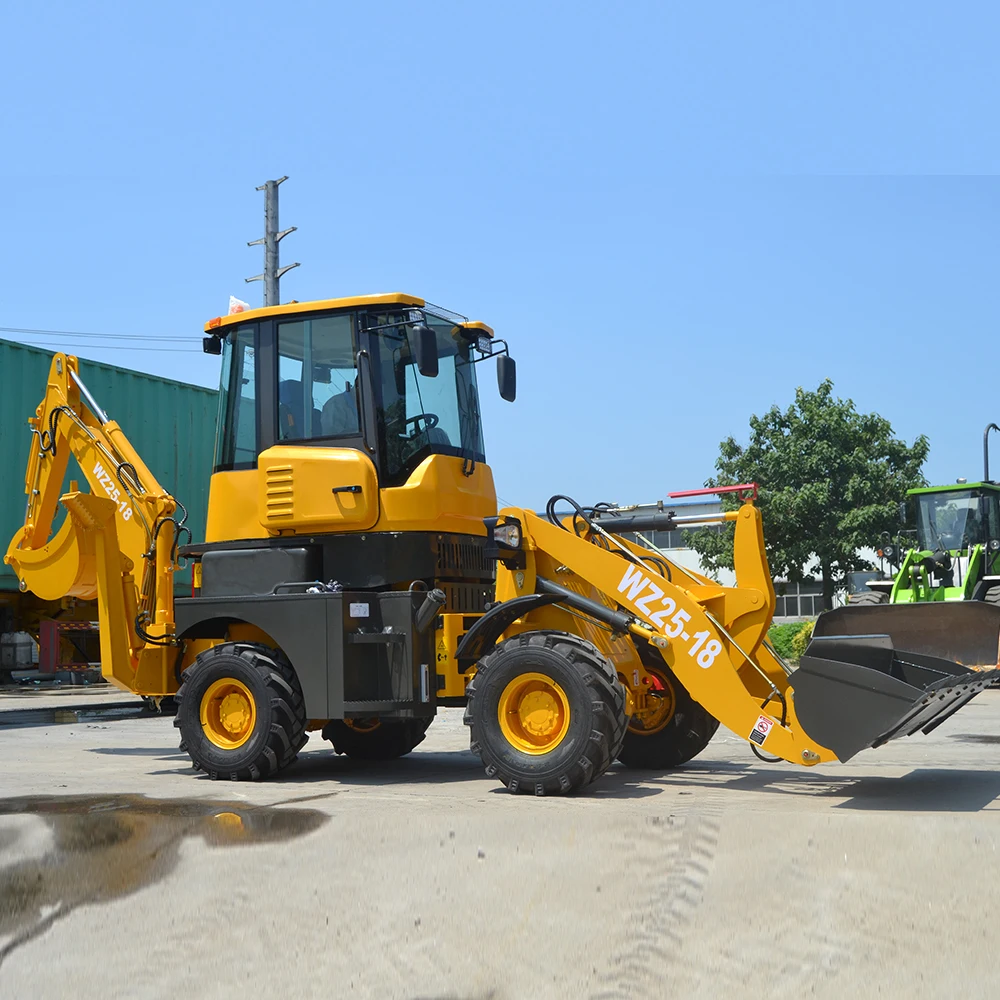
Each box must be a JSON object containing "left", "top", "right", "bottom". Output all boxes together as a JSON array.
[
  {"left": 491, "top": 495, "right": 999, "bottom": 766},
  {"left": 495, "top": 501, "right": 836, "bottom": 766},
  {"left": 3, "top": 353, "right": 181, "bottom": 695}
]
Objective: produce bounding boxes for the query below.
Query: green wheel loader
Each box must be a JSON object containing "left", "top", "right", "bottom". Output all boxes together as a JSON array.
[{"left": 815, "top": 424, "right": 1000, "bottom": 667}]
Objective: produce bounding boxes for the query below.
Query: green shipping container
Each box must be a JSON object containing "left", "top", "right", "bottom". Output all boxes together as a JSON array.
[{"left": 0, "top": 337, "right": 218, "bottom": 594}]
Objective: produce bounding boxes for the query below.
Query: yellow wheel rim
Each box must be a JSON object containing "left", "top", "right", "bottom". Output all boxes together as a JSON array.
[
  {"left": 200, "top": 678, "right": 257, "bottom": 750},
  {"left": 628, "top": 666, "right": 676, "bottom": 736},
  {"left": 498, "top": 672, "right": 571, "bottom": 755},
  {"left": 345, "top": 717, "right": 381, "bottom": 733}
]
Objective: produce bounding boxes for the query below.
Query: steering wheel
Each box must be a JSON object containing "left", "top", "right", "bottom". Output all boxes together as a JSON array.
[{"left": 402, "top": 412, "right": 439, "bottom": 436}]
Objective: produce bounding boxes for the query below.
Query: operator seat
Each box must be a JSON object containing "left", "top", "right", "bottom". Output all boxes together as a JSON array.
[
  {"left": 278, "top": 380, "right": 322, "bottom": 440},
  {"left": 321, "top": 382, "right": 360, "bottom": 437}
]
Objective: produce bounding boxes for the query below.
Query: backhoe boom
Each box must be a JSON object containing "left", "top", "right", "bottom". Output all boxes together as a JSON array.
[{"left": 4, "top": 354, "right": 181, "bottom": 695}]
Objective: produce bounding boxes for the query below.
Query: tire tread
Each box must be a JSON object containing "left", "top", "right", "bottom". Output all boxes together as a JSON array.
[
  {"left": 465, "top": 630, "right": 626, "bottom": 795},
  {"left": 174, "top": 642, "right": 307, "bottom": 781}
]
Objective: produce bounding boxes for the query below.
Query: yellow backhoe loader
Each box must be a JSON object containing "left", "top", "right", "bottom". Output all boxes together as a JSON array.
[{"left": 6, "top": 294, "right": 997, "bottom": 793}]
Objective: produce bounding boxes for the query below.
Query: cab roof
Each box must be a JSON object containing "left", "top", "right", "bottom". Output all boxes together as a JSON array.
[
  {"left": 908, "top": 482, "right": 1000, "bottom": 495},
  {"left": 205, "top": 293, "right": 426, "bottom": 332}
]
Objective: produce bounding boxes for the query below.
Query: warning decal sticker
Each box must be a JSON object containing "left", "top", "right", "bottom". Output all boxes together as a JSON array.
[{"left": 748, "top": 714, "right": 774, "bottom": 746}]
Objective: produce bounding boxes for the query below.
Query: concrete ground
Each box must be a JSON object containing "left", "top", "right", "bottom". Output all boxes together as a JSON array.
[{"left": 1, "top": 690, "right": 999, "bottom": 999}]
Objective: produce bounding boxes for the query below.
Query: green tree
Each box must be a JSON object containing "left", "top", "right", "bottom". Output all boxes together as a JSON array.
[{"left": 689, "top": 379, "right": 928, "bottom": 609}]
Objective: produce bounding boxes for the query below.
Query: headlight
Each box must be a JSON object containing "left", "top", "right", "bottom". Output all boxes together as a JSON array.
[
  {"left": 494, "top": 523, "right": 521, "bottom": 548},
  {"left": 990, "top": 539, "right": 1000, "bottom": 552},
  {"left": 883, "top": 544, "right": 895, "bottom": 558}
]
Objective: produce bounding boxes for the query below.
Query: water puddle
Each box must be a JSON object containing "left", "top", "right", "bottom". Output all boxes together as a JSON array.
[
  {"left": 0, "top": 793, "right": 329, "bottom": 966},
  {"left": 0, "top": 702, "right": 147, "bottom": 729}
]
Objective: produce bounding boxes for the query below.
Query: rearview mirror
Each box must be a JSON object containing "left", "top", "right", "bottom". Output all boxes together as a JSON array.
[
  {"left": 413, "top": 323, "right": 438, "bottom": 377},
  {"left": 497, "top": 354, "right": 516, "bottom": 402},
  {"left": 898, "top": 501, "right": 907, "bottom": 525}
]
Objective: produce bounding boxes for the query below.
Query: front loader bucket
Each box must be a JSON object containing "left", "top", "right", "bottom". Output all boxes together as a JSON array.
[
  {"left": 813, "top": 601, "right": 1000, "bottom": 668},
  {"left": 788, "top": 635, "right": 1000, "bottom": 762}
]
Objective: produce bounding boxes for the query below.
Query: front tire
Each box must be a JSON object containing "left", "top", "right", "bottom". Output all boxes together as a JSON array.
[
  {"left": 174, "top": 642, "right": 307, "bottom": 781},
  {"left": 849, "top": 590, "right": 889, "bottom": 606},
  {"left": 322, "top": 717, "right": 431, "bottom": 759},
  {"left": 464, "top": 630, "right": 626, "bottom": 795}
]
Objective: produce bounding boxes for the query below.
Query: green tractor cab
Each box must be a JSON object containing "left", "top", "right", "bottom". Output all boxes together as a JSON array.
[
  {"left": 863, "top": 483, "right": 1000, "bottom": 607},
  {"left": 815, "top": 425, "right": 1000, "bottom": 667}
]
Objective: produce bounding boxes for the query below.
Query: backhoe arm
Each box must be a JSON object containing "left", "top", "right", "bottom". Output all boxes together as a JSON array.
[{"left": 4, "top": 353, "right": 181, "bottom": 695}]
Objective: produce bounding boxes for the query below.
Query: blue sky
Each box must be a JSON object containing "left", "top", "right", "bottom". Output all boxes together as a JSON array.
[{"left": 3, "top": 2, "right": 999, "bottom": 509}]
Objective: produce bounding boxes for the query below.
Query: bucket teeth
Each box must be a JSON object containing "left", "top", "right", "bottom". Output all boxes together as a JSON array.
[{"left": 787, "top": 634, "right": 1000, "bottom": 762}]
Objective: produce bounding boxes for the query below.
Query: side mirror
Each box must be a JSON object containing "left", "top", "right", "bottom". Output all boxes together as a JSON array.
[
  {"left": 497, "top": 354, "right": 516, "bottom": 402},
  {"left": 202, "top": 335, "right": 222, "bottom": 356},
  {"left": 413, "top": 323, "right": 438, "bottom": 377},
  {"left": 898, "top": 501, "right": 907, "bottom": 525}
]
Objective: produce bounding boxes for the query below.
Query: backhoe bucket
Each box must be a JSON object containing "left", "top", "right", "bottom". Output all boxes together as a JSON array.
[
  {"left": 813, "top": 602, "right": 1000, "bottom": 668},
  {"left": 788, "top": 635, "right": 1000, "bottom": 762}
]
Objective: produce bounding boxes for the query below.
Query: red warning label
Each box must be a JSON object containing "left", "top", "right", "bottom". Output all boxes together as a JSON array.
[{"left": 748, "top": 714, "right": 774, "bottom": 746}]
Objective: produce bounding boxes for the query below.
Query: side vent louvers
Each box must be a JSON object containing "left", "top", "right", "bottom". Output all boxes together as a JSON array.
[{"left": 264, "top": 464, "right": 295, "bottom": 522}]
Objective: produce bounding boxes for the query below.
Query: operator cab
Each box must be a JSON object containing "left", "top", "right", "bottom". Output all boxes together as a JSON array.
[
  {"left": 204, "top": 294, "right": 515, "bottom": 489},
  {"left": 910, "top": 484, "right": 1000, "bottom": 553}
]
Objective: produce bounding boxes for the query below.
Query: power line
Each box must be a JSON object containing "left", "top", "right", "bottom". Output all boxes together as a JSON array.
[
  {"left": 14, "top": 342, "right": 201, "bottom": 354},
  {"left": 0, "top": 326, "right": 194, "bottom": 342},
  {"left": 2, "top": 337, "right": 200, "bottom": 354},
  {"left": 0, "top": 327, "right": 203, "bottom": 354}
]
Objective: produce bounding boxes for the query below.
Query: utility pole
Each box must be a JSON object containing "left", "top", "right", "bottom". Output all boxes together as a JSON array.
[{"left": 246, "top": 176, "right": 300, "bottom": 306}]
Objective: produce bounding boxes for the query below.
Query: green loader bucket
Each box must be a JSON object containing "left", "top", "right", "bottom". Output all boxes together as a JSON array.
[
  {"left": 813, "top": 602, "right": 1000, "bottom": 668},
  {"left": 788, "top": 634, "right": 1000, "bottom": 762}
]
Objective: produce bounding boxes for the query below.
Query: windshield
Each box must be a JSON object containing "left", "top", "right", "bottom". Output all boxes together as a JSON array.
[
  {"left": 917, "top": 490, "right": 983, "bottom": 551},
  {"left": 370, "top": 310, "right": 486, "bottom": 487}
]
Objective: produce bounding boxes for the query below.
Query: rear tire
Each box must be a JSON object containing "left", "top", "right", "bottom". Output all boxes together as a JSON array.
[
  {"left": 984, "top": 585, "right": 1000, "bottom": 607},
  {"left": 617, "top": 645, "right": 719, "bottom": 770},
  {"left": 849, "top": 590, "right": 889, "bottom": 606},
  {"left": 174, "top": 642, "right": 307, "bottom": 781},
  {"left": 464, "top": 630, "right": 627, "bottom": 795},
  {"left": 322, "top": 718, "right": 431, "bottom": 759}
]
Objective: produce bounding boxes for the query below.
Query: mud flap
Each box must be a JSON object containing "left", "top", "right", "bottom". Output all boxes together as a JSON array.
[
  {"left": 788, "top": 635, "right": 1000, "bottom": 762},
  {"left": 813, "top": 602, "right": 1000, "bottom": 668}
]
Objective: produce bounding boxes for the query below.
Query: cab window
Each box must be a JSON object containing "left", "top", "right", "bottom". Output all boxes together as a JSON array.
[
  {"left": 276, "top": 314, "right": 359, "bottom": 441},
  {"left": 214, "top": 323, "right": 258, "bottom": 470}
]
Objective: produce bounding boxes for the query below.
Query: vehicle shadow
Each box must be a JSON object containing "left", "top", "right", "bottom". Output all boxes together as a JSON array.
[
  {"left": 949, "top": 733, "right": 1000, "bottom": 745},
  {"left": 89, "top": 746, "right": 187, "bottom": 759},
  {"left": 630, "top": 761, "right": 1000, "bottom": 812},
  {"left": 143, "top": 747, "right": 1000, "bottom": 810},
  {"left": 148, "top": 748, "right": 668, "bottom": 798}
]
